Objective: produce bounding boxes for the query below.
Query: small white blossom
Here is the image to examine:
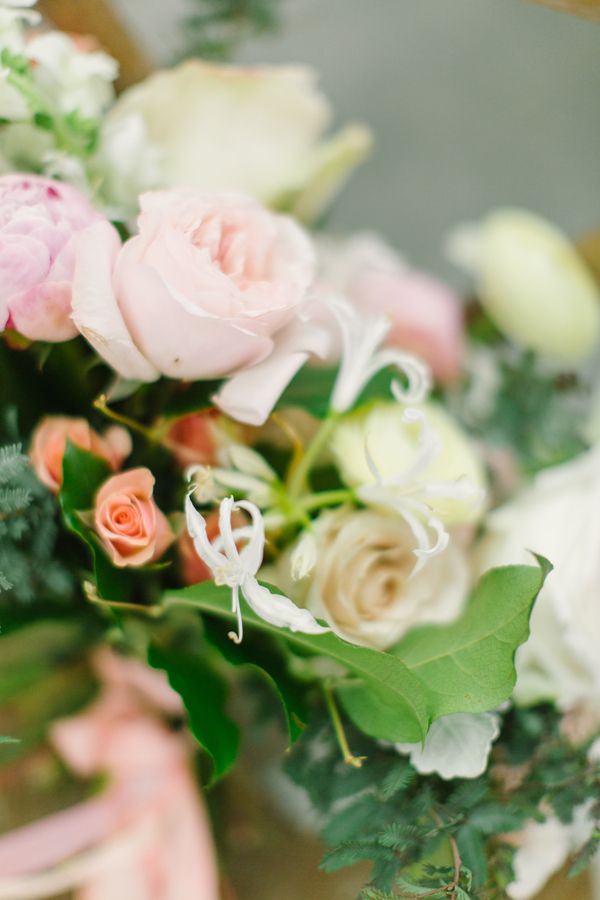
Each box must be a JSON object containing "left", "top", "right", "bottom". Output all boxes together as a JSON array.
[
  {"left": 329, "top": 297, "right": 431, "bottom": 414},
  {"left": 26, "top": 32, "right": 118, "bottom": 118},
  {"left": 358, "top": 407, "right": 483, "bottom": 573},
  {"left": 187, "top": 445, "right": 278, "bottom": 509},
  {"left": 185, "top": 495, "right": 329, "bottom": 644}
]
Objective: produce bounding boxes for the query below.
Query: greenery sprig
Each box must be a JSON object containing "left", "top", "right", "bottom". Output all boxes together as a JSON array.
[{"left": 285, "top": 705, "right": 600, "bottom": 898}]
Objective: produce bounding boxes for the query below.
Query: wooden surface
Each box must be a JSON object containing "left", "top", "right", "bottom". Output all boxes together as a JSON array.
[
  {"left": 37, "top": 0, "right": 152, "bottom": 89},
  {"left": 527, "top": 0, "right": 600, "bottom": 19}
]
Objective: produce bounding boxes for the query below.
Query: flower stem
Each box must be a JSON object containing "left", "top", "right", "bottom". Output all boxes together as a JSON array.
[
  {"left": 93, "top": 394, "right": 159, "bottom": 443},
  {"left": 300, "top": 489, "right": 354, "bottom": 513},
  {"left": 324, "top": 685, "right": 366, "bottom": 768},
  {"left": 286, "top": 414, "right": 338, "bottom": 500}
]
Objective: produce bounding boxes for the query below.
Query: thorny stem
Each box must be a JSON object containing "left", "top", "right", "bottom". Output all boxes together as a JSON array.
[{"left": 324, "top": 685, "right": 366, "bottom": 769}]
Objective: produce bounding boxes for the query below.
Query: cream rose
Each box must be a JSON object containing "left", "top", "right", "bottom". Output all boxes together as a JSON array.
[
  {"left": 306, "top": 508, "right": 469, "bottom": 649},
  {"left": 475, "top": 446, "right": 600, "bottom": 714},
  {"left": 107, "top": 60, "right": 371, "bottom": 222},
  {"left": 72, "top": 190, "right": 318, "bottom": 389}
]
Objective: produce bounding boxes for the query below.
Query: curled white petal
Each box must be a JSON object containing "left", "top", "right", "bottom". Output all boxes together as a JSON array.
[
  {"left": 185, "top": 495, "right": 328, "bottom": 641},
  {"left": 224, "top": 445, "right": 277, "bottom": 482},
  {"left": 185, "top": 494, "right": 227, "bottom": 573},
  {"left": 328, "top": 297, "right": 432, "bottom": 413},
  {"left": 242, "top": 577, "right": 329, "bottom": 634}
]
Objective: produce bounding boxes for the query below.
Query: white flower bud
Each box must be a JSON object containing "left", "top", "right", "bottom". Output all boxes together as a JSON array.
[
  {"left": 290, "top": 530, "right": 318, "bottom": 581},
  {"left": 448, "top": 208, "right": 600, "bottom": 362}
]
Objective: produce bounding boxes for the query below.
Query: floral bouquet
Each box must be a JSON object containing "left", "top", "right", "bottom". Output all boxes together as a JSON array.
[{"left": 0, "top": 2, "right": 599, "bottom": 898}]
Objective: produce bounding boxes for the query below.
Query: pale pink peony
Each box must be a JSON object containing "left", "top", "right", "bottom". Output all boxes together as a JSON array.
[
  {"left": 0, "top": 174, "right": 102, "bottom": 341},
  {"left": 72, "top": 190, "right": 317, "bottom": 383},
  {"left": 30, "top": 415, "right": 132, "bottom": 494},
  {"left": 94, "top": 467, "right": 173, "bottom": 568}
]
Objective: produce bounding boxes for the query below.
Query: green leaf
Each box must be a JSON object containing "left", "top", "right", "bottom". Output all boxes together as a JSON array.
[
  {"left": 148, "top": 643, "right": 240, "bottom": 785},
  {"left": 163, "top": 580, "right": 430, "bottom": 743},
  {"left": 60, "top": 441, "right": 133, "bottom": 601},
  {"left": 392, "top": 559, "right": 552, "bottom": 719},
  {"left": 163, "top": 379, "right": 221, "bottom": 418},
  {"left": 203, "top": 617, "right": 309, "bottom": 743},
  {"left": 60, "top": 440, "right": 111, "bottom": 514},
  {"left": 277, "top": 366, "right": 396, "bottom": 418},
  {"left": 456, "top": 824, "right": 487, "bottom": 887}
]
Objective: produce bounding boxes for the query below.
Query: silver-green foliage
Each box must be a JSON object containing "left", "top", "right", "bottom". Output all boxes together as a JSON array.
[{"left": 0, "top": 443, "right": 73, "bottom": 602}]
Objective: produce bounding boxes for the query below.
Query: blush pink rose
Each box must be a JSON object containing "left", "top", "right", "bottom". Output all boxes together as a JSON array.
[
  {"left": 317, "top": 233, "right": 465, "bottom": 384},
  {"left": 30, "top": 416, "right": 132, "bottom": 494},
  {"left": 72, "top": 190, "right": 317, "bottom": 383},
  {"left": 352, "top": 270, "right": 465, "bottom": 384},
  {"left": 94, "top": 467, "right": 173, "bottom": 568},
  {"left": 0, "top": 174, "right": 102, "bottom": 342}
]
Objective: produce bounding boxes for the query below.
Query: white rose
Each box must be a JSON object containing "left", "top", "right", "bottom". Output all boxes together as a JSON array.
[
  {"left": 448, "top": 208, "right": 600, "bottom": 362},
  {"left": 330, "top": 401, "right": 487, "bottom": 525},
  {"left": 475, "top": 447, "right": 600, "bottom": 714},
  {"left": 107, "top": 60, "right": 372, "bottom": 221},
  {"left": 306, "top": 507, "right": 469, "bottom": 649}
]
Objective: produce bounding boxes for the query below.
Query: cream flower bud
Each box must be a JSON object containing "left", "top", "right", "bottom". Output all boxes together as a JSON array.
[
  {"left": 448, "top": 208, "right": 600, "bottom": 361},
  {"left": 331, "top": 401, "right": 486, "bottom": 525},
  {"left": 290, "top": 530, "right": 318, "bottom": 581}
]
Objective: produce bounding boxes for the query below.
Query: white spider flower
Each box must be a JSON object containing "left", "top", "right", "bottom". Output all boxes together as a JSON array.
[
  {"left": 328, "top": 297, "right": 431, "bottom": 413},
  {"left": 186, "top": 445, "right": 278, "bottom": 508},
  {"left": 357, "top": 407, "right": 484, "bottom": 574},
  {"left": 185, "top": 495, "right": 329, "bottom": 644}
]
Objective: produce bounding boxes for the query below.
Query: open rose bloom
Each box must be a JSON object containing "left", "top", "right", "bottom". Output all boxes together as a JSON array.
[
  {"left": 72, "top": 190, "right": 317, "bottom": 383},
  {"left": 94, "top": 468, "right": 173, "bottom": 568}
]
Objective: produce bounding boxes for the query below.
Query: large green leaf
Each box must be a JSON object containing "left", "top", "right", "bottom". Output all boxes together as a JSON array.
[
  {"left": 149, "top": 643, "right": 240, "bottom": 785},
  {"left": 162, "top": 559, "right": 549, "bottom": 743},
  {"left": 163, "top": 581, "right": 430, "bottom": 743},
  {"left": 60, "top": 441, "right": 134, "bottom": 602},
  {"left": 392, "top": 558, "right": 552, "bottom": 719}
]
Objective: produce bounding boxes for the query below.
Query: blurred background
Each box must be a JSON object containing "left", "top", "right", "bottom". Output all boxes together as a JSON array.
[{"left": 111, "top": 0, "right": 600, "bottom": 278}]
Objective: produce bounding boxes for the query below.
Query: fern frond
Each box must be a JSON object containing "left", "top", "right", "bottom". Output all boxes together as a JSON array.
[{"left": 0, "top": 443, "right": 27, "bottom": 484}]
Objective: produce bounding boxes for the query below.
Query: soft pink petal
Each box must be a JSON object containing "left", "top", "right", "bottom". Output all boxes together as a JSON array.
[
  {"left": 214, "top": 317, "right": 331, "bottom": 425},
  {"left": 71, "top": 221, "right": 159, "bottom": 382}
]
